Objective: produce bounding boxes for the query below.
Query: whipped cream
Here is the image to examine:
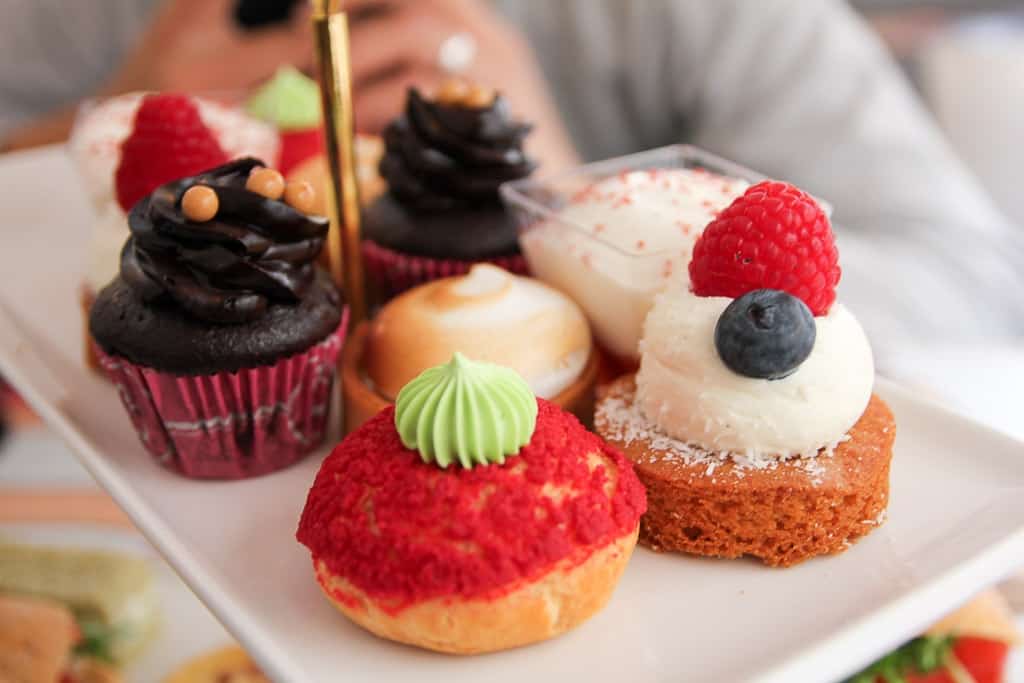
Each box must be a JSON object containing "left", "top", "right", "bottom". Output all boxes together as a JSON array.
[
  {"left": 635, "top": 281, "right": 874, "bottom": 458},
  {"left": 84, "top": 201, "right": 130, "bottom": 293},
  {"left": 365, "top": 264, "right": 592, "bottom": 400},
  {"left": 520, "top": 168, "right": 748, "bottom": 360},
  {"left": 69, "top": 93, "right": 280, "bottom": 292}
]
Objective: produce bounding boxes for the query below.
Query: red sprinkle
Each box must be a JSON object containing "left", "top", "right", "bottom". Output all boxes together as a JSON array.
[
  {"left": 296, "top": 401, "right": 646, "bottom": 614},
  {"left": 571, "top": 185, "right": 597, "bottom": 204},
  {"left": 612, "top": 195, "right": 634, "bottom": 208}
]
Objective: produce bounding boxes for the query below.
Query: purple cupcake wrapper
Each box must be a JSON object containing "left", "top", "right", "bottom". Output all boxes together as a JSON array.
[{"left": 96, "top": 311, "right": 348, "bottom": 480}]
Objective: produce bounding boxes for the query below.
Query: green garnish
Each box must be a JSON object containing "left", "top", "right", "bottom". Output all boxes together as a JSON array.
[
  {"left": 72, "top": 618, "right": 119, "bottom": 664},
  {"left": 846, "top": 635, "right": 956, "bottom": 683},
  {"left": 394, "top": 353, "right": 538, "bottom": 469}
]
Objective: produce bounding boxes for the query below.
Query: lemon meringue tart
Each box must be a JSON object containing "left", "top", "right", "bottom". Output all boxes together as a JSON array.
[{"left": 341, "top": 264, "right": 598, "bottom": 433}]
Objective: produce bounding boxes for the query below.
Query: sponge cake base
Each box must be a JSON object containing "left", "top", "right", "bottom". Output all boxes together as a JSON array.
[{"left": 595, "top": 376, "right": 894, "bottom": 567}]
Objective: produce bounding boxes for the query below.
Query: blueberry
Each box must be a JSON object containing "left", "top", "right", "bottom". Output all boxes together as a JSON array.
[{"left": 714, "top": 289, "right": 816, "bottom": 380}]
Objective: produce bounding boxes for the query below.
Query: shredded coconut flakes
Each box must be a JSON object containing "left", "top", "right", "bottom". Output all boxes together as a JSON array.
[{"left": 597, "top": 394, "right": 848, "bottom": 487}]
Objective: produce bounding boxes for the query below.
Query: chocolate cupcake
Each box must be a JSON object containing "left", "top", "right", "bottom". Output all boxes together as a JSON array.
[
  {"left": 362, "top": 83, "right": 536, "bottom": 299},
  {"left": 90, "top": 158, "right": 348, "bottom": 479}
]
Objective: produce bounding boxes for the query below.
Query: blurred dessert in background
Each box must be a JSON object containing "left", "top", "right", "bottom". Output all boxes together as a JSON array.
[
  {"left": 284, "top": 133, "right": 385, "bottom": 215},
  {"left": 517, "top": 166, "right": 748, "bottom": 363},
  {"left": 244, "top": 65, "right": 385, "bottom": 214},
  {"left": 845, "top": 590, "right": 1019, "bottom": 683},
  {"left": 163, "top": 645, "right": 269, "bottom": 683},
  {"left": 68, "top": 92, "right": 279, "bottom": 371},
  {"left": 0, "top": 375, "right": 37, "bottom": 433},
  {"left": 360, "top": 81, "right": 535, "bottom": 300},
  {"left": 246, "top": 66, "right": 325, "bottom": 175},
  {"left": 246, "top": 66, "right": 385, "bottom": 213},
  {"left": 341, "top": 264, "right": 597, "bottom": 432},
  {"left": 0, "top": 541, "right": 159, "bottom": 671},
  {"left": 0, "top": 593, "right": 121, "bottom": 683}
]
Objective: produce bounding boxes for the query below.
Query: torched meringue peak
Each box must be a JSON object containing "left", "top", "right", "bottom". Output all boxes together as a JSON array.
[{"left": 364, "top": 264, "right": 592, "bottom": 401}]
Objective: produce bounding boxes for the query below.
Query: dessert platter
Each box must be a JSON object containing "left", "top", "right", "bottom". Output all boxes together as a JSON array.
[{"left": 2, "top": 50, "right": 1024, "bottom": 682}]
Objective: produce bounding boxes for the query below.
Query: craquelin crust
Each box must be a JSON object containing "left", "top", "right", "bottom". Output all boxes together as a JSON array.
[{"left": 595, "top": 376, "right": 894, "bottom": 567}]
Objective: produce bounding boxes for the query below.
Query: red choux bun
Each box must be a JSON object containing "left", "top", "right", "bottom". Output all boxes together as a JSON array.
[{"left": 297, "top": 400, "right": 646, "bottom": 654}]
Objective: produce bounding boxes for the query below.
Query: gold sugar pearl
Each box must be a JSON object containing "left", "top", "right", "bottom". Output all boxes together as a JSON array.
[
  {"left": 463, "top": 85, "right": 495, "bottom": 108},
  {"left": 245, "top": 167, "right": 286, "bottom": 200},
  {"left": 284, "top": 180, "right": 317, "bottom": 215},
  {"left": 181, "top": 185, "right": 219, "bottom": 222},
  {"left": 435, "top": 78, "right": 470, "bottom": 105}
]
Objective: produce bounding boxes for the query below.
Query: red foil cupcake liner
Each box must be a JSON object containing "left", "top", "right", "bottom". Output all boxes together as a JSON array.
[
  {"left": 95, "top": 312, "right": 348, "bottom": 480},
  {"left": 362, "top": 240, "right": 529, "bottom": 300}
]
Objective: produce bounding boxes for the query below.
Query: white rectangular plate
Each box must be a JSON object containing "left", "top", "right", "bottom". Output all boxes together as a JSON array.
[{"left": 3, "top": 147, "right": 1024, "bottom": 683}]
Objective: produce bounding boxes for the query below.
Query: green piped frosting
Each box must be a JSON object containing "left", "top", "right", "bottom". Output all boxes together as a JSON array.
[
  {"left": 395, "top": 353, "right": 538, "bottom": 469},
  {"left": 246, "top": 66, "right": 321, "bottom": 130}
]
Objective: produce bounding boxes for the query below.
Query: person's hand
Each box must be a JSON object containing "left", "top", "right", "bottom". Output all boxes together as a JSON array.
[
  {"left": 106, "top": 0, "right": 314, "bottom": 94},
  {"left": 343, "top": 0, "right": 578, "bottom": 170}
]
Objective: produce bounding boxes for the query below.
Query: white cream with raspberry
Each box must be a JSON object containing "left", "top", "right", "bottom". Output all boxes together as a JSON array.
[
  {"left": 636, "top": 282, "right": 873, "bottom": 458},
  {"left": 520, "top": 168, "right": 748, "bottom": 360},
  {"left": 68, "top": 93, "right": 280, "bottom": 293}
]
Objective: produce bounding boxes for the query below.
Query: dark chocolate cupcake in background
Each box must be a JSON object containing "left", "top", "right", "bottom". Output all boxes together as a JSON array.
[
  {"left": 90, "top": 157, "right": 348, "bottom": 479},
  {"left": 362, "top": 81, "right": 536, "bottom": 299}
]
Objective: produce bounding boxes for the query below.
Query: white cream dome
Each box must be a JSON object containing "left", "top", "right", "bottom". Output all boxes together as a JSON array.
[{"left": 635, "top": 282, "right": 874, "bottom": 458}]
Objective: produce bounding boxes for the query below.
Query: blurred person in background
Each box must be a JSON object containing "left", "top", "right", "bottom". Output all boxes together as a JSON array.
[{"left": 0, "top": 0, "right": 1021, "bottom": 356}]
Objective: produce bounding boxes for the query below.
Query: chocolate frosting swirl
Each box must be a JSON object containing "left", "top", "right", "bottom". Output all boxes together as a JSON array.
[
  {"left": 380, "top": 88, "right": 536, "bottom": 211},
  {"left": 120, "top": 157, "right": 328, "bottom": 324}
]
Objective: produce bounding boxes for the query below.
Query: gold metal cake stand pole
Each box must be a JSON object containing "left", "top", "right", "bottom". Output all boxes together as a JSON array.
[{"left": 311, "top": 0, "right": 366, "bottom": 326}]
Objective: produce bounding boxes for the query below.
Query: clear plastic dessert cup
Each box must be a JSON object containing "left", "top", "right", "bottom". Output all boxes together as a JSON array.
[{"left": 501, "top": 145, "right": 785, "bottom": 363}]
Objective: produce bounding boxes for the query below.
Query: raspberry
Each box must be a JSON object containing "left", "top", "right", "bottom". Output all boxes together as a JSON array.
[
  {"left": 114, "top": 94, "right": 229, "bottom": 212},
  {"left": 689, "top": 181, "right": 840, "bottom": 316}
]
